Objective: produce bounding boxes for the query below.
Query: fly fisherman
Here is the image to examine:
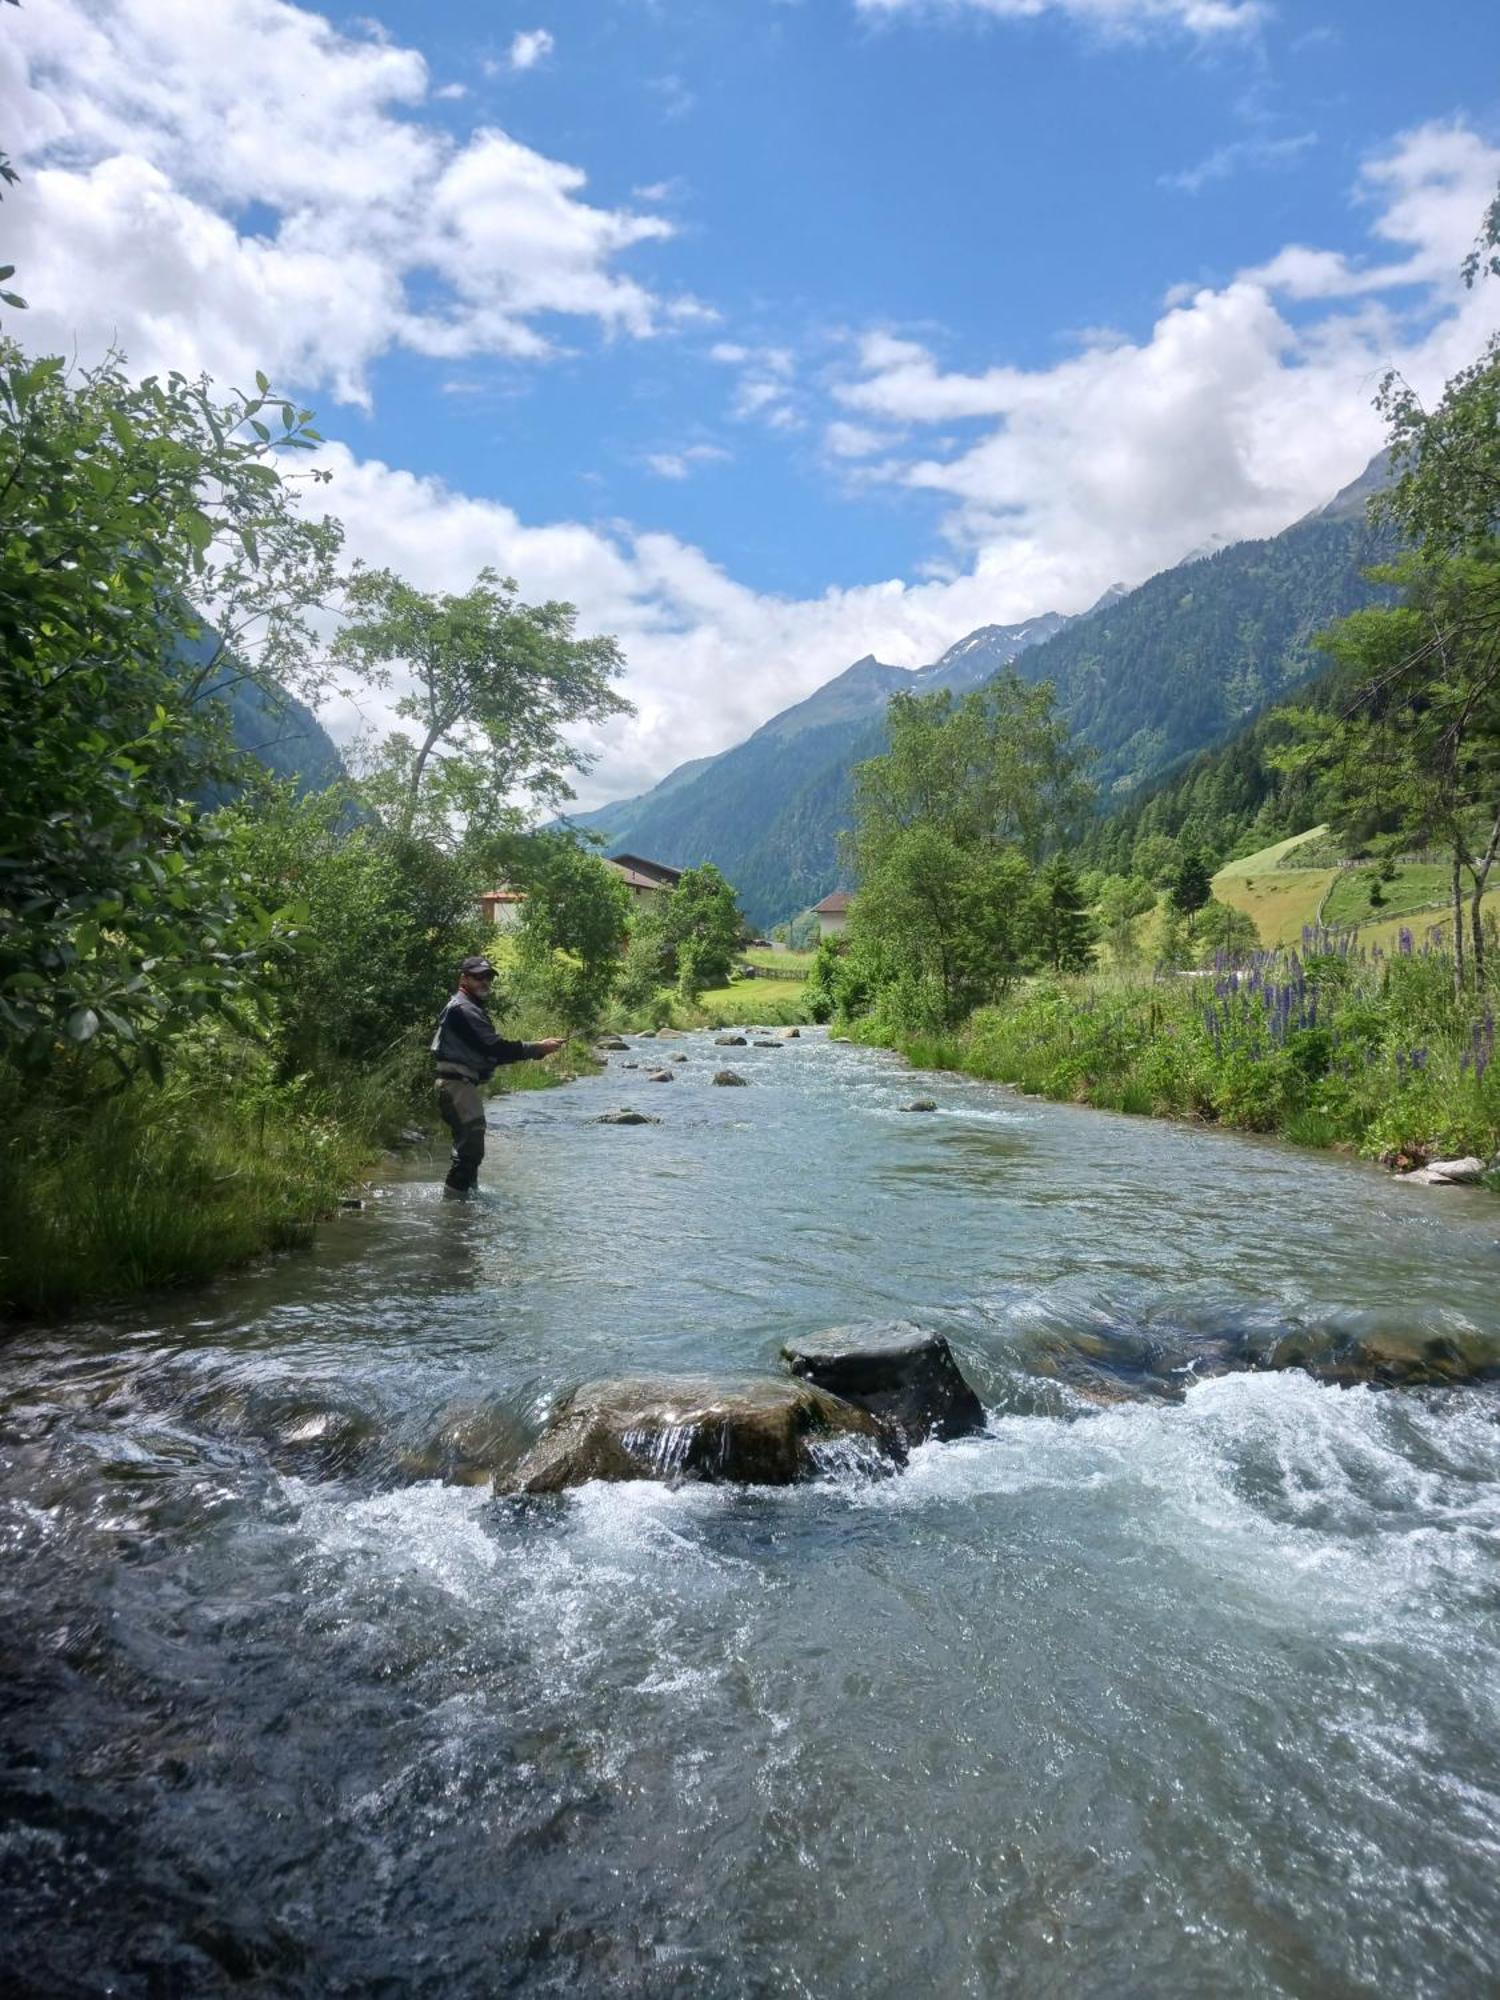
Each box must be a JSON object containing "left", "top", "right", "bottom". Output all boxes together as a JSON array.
[{"left": 432, "top": 956, "right": 565, "bottom": 1198}]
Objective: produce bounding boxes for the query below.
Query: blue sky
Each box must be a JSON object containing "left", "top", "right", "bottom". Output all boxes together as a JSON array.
[
  {"left": 347, "top": 0, "right": 1500, "bottom": 597},
  {"left": 7, "top": 0, "right": 1500, "bottom": 800}
]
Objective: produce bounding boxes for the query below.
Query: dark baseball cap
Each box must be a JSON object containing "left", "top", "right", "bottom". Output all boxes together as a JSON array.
[{"left": 461, "top": 956, "right": 498, "bottom": 978}]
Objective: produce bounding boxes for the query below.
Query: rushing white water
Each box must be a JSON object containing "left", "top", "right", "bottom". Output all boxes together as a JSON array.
[{"left": 4, "top": 1030, "right": 1500, "bottom": 1996}]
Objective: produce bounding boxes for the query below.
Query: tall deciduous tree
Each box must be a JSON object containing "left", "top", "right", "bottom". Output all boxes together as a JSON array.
[
  {"left": 0, "top": 342, "right": 340, "bottom": 1067},
  {"left": 513, "top": 837, "right": 632, "bottom": 1033},
  {"left": 332, "top": 565, "right": 632, "bottom": 845}
]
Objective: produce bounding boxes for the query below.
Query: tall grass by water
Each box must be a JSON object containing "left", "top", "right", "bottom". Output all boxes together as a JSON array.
[
  {"left": 0, "top": 1037, "right": 427, "bottom": 1318},
  {"left": 867, "top": 929, "right": 1500, "bottom": 1169}
]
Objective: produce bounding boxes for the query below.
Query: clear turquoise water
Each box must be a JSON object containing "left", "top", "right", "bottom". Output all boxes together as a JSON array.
[{"left": 4, "top": 1031, "right": 1500, "bottom": 1997}]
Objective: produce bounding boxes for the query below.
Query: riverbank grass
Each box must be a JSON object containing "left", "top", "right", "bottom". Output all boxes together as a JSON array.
[
  {"left": 0, "top": 1057, "right": 390, "bottom": 1316},
  {"left": 865, "top": 944, "right": 1500, "bottom": 1169}
]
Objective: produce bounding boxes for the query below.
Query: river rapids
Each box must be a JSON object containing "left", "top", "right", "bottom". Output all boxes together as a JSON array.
[{"left": 4, "top": 1031, "right": 1500, "bottom": 1997}]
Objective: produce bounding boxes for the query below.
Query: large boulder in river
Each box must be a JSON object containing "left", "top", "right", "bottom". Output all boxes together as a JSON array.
[
  {"left": 781, "top": 1323, "right": 986, "bottom": 1444},
  {"left": 1397, "top": 1155, "right": 1486, "bottom": 1186},
  {"left": 713, "top": 1070, "right": 748, "bottom": 1086},
  {"left": 715, "top": 1033, "right": 747, "bottom": 1047},
  {"left": 499, "top": 1375, "right": 901, "bottom": 1493},
  {"left": 596, "top": 1107, "right": 658, "bottom": 1125}
]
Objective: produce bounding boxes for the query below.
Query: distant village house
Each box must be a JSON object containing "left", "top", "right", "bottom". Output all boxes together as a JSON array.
[
  {"left": 603, "top": 854, "right": 683, "bottom": 905},
  {"left": 478, "top": 852, "right": 683, "bottom": 926},
  {"left": 813, "top": 891, "right": 853, "bottom": 938}
]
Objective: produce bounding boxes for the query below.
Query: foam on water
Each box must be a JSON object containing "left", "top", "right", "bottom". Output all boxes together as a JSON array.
[{"left": 9, "top": 1029, "right": 1500, "bottom": 1996}]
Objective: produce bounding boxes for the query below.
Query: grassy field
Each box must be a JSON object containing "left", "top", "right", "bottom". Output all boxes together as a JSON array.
[
  {"left": 1323, "top": 861, "right": 1461, "bottom": 933},
  {"left": 1210, "top": 828, "right": 1500, "bottom": 952},
  {"left": 743, "top": 946, "right": 814, "bottom": 975},
  {"left": 1213, "top": 867, "right": 1336, "bottom": 947},
  {"left": 1214, "top": 826, "right": 1332, "bottom": 877},
  {"left": 1356, "top": 886, "right": 1500, "bottom": 956},
  {"left": 667, "top": 978, "right": 814, "bottom": 1027}
]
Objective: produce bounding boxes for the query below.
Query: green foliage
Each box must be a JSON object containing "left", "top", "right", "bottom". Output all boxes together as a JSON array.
[
  {"left": 850, "top": 674, "right": 1093, "bottom": 874},
  {"left": 1168, "top": 846, "right": 1214, "bottom": 919},
  {"left": 1194, "top": 899, "right": 1261, "bottom": 965},
  {"left": 513, "top": 836, "right": 631, "bottom": 1033},
  {"left": 842, "top": 676, "right": 1091, "bottom": 1029},
  {"left": 0, "top": 342, "right": 340, "bottom": 1070},
  {"left": 1097, "top": 873, "right": 1156, "bottom": 964},
  {"left": 332, "top": 564, "right": 632, "bottom": 844},
  {"left": 0, "top": 1028, "right": 407, "bottom": 1316},
  {"left": 868, "top": 936, "right": 1500, "bottom": 1163},
  {"left": 658, "top": 864, "right": 745, "bottom": 1001},
  {"left": 1033, "top": 853, "right": 1097, "bottom": 973},
  {"left": 223, "top": 783, "right": 485, "bottom": 1075}
]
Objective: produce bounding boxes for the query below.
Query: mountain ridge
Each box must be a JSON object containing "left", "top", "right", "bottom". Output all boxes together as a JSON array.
[{"left": 565, "top": 457, "right": 1394, "bottom": 927}]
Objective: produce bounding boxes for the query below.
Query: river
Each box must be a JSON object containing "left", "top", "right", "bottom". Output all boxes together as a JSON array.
[{"left": 4, "top": 1030, "right": 1500, "bottom": 1997}]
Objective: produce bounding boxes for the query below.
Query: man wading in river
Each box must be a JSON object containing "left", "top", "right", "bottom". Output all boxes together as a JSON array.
[{"left": 432, "top": 957, "right": 565, "bottom": 1198}]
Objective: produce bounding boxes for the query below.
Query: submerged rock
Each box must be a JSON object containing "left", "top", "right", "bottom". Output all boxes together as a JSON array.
[
  {"left": 715, "top": 1033, "right": 747, "bottom": 1047},
  {"left": 595, "top": 1036, "right": 629, "bottom": 1052},
  {"left": 596, "top": 1107, "right": 658, "bottom": 1126},
  {"left": 671, "top": 1053, "right": 688, "bottom": 1064},
  {"left": 499, "top": 1374, "right": 901, "bottom": 1492},
  {"left": 646, "top": 1068, "right": 675, "bottom": 1082},
  {"left": 400, "top": 1399, "right": 529, "bottom": 1486},
  {"left": 713, "top": 1070, "right": 748, "bottom": 1086},
  {"left": 781, "top": 1322, "right": 986, "bottom": 1444},
  {"left": 901, "top": 1099, "right": 938, "bottom": 1113},
  {"left": 753, "top": 1039, "right": 782, "bottom": 1049}
]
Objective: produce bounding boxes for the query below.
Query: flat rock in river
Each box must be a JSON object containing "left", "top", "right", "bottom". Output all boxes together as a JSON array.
[
  {"left": 713, "top": 1070, "right": 748, "bottom": 1086},
  {"left": 781, "top": 1322, "right": 986, "bottom": 1444},
  {"left": 499, "top": 1374, "right": 901, "bottom": 1492},
  {"left": 1397, "top": 1155, "right": 1486, "bottom": 1186},
  {"left": 596, "top": 1107, "right": 658, "bottom": 1126},
  {"left": 715, "top": 1034, "right": 747, "bottom": 1047}
]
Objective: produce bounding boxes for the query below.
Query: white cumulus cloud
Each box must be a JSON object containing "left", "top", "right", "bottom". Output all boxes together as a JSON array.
[
  {"left": 853, "top": 0, "right": 1263, "bottom": 41},
  {"left": 830, "top": 122, "right": 1500, "bottom": 621},
  {"left": 0, "top": 0, "right": 687, "bottom": 403},
  {"left": 507, "top": 29, "right": 555, "bottom": 73}
]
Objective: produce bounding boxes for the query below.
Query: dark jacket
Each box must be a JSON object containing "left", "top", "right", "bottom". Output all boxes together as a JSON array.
[{"left": 431, "top": 990, "right": 539, "bottom": 1082}]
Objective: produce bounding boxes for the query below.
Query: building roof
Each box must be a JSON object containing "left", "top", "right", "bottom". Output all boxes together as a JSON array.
[
  {"left": 609, "top": 865, "right": 671, "bottom": 892},
  {"left": 606, "top": 852, "right": 682, "bottom": 885},
  {"left": 813, "top": 890, "right": 854, "bottom": 914}
]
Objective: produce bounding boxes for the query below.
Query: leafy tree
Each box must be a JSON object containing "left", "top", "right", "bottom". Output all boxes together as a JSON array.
[
  {"left": 1132, "top": 832, "right": 1181, "bottom": 888},
  {"left": 1032, "top": 853, "right": 1097, "bottom": 973},
  {"left": 513, "top": 836, "right": 631, "bottom": 1033},
  {"left": 1195, "top": 899, "right": 1260, "bottom": 965},
  {"left": 660, "top": 863, "right": 744, "bottom": 1000},
  {"left": 850, "top": 674, "right": 1092, "bottom": 879},
  {"left": 332, "top": 565, "right": 633, "bottom": 844},
  {"left": 1097, "top": 873, "right": 1156, "bottom": 966},
  {"left": 846, "top": 827, "right": 1036, "bottom": 1028},
  {"left": 224, "top": 782, "right": 485, "bottom": 1075},
  {"left": 1301, "top": 552, "right": 1500, "bottom": 988},
  {"left": 1375, "top": 190, "right": 1500, "bottom": 561},
  {"left": 0, "top": 342, "right": 339, "bottom": 1069}
]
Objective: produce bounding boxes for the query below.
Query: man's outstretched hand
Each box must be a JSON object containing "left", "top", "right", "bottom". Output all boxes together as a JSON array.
[{"left": 534, "top": 1037, "right": 567, "bottom": 1057}]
